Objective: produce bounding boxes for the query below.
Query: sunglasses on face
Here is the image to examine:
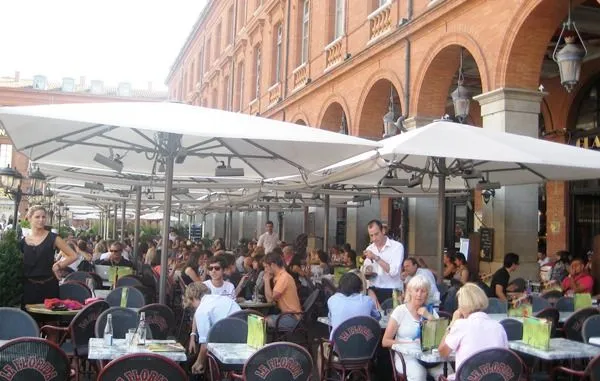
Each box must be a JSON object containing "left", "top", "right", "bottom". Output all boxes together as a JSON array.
[
  {"left": 110, "top": 249, "right": 121, "bottom": 253},
  {"left": 208, "top": 266, "right": 222, "bottom": 271}
]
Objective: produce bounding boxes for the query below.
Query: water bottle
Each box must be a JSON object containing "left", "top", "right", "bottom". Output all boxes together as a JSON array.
[
  {"left": 104, "top": 314, "right": 113, "bottom": 346},
  {"left": 137, "top": 312, "right": 147, "bottom": 346},
  {"left": 526, "top": 280, "right": 532, "bottom": 295}
]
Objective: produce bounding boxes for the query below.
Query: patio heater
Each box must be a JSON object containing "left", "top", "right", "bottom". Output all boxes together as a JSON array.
[
  {"left": 451, "top": 48, "right": 470, "bottom": 123},
  {"left": 0, "top": 165, "right": 47, "bottom": 232},
  {"left": 552, "top": 0, "right": 587, "bottom": 92}
]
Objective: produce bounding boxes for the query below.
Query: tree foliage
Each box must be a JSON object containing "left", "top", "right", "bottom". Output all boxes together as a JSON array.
[{"left": 0, "top": 230, "right": 23, "bottom": 306}]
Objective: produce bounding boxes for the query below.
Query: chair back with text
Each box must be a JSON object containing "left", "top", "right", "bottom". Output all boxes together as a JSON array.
[
  {"left": 331, "top": 316, "right": 381, "bottom": 363},
  {"left": 59, "top": 281, "right": 92, "bottom": 303},
  {"left": 531, "top": 295, "right": 551, "bottom": 313},
  {"left": 65, "top": 271, "right": 96, "bottom": 286},
  {"left": 0, "top": 307, "right": 39, "bottom": 339},
  {"left": 97, "top": 353, "right": 188, "bottom": 381},
  {"left": 69, "top": 300, "right": 109, "bottom": 356},
  {"left": 0, "top": 338, "right": 71, "bottom": 381},
  {"left": 555, "top": 297, "right": 574, "bottom": 312},
  {"left": 115, "top": 275, "right": 143, "bottom": 288},
  {"left": 499, "top": 319, "right": 523, "bottom": 341},
  {"left": 138, "top": 303, "right": 175, "bottom": 339},
  {"left": 541, "top": 290, "right": 563, "bottom": 305},
  {"left": 106, "top": 286, "right": 146, "bottom": 308},
  {"left": 564, "top": 307, "right": 600, "bottom": 342},
  {"left": 583, "top": 315, "right": 600, "bottom": 344},
  {"left": 207, "top": 317, "right": 248, "bottom": 343},
  {"left": 95, "top": 307, "right": 140, "bottom": 339},
  {"left": 242, "top": 342, "right": 313, "bottom": 381},
  {"left": 229, "top": 309, "right": 265, "bottom": 322},
  {"left": 455, "top": 348, "right": 525, "bottom": 381},
  {"left": 534, "top": 307, "right": 559, "bottom": 338}
]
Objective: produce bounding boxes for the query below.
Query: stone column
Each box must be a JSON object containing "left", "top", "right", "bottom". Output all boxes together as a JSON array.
[
  {"left": 404, "top": 116, "right": 438, "bottom": 261},
  {"left": 474, "top": 88, "right": 545, "bottom": 279}
]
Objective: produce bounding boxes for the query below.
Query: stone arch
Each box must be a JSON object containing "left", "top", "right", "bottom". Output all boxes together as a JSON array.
[
  {"left": 566, "top": 68, "right": 600, "bottom": 132},
  {"left": 496, "top": 0, "right": 585, "bottom": 90},
  {"left": 355, "top": 70, "right": 405, "bottom": 138},
  {"left": 412, "top": 33, "right": 489, "bottom": 118},
  {"left": 288, "top": 111, "right": 310, "bottom": 126},
  {"left": 317, "top": 94, "right": 351, "bottom": 133}
]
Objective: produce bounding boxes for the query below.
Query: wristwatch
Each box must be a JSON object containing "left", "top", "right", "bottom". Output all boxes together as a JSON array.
[{"left": 375, "top": 255, "right": 381, "bottom": 262}]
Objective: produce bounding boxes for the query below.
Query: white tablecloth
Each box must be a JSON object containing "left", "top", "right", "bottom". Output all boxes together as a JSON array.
[
  {"left": 88, "top": 338, "right": 187, "bottom": 362},
  {"left": 207, "top": 343, "right": 257, "bottom": 365}
]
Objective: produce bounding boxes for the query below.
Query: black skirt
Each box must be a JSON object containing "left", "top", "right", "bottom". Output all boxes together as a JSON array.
[{"left": 22, "top": 276, "right": 59, "bottom": 306}]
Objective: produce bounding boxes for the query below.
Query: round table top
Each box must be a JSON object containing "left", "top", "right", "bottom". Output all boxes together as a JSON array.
[
  {"left": 238, "top": 300, "right": 275, "bottom": 309},
  {"left": 25, "top": 304, "right": 81, "bottom": 316}
]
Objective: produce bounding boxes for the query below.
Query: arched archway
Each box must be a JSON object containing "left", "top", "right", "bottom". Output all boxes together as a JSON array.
[
  {"left": 319, "top": 102, "right": 347, "bottom": 133},
  {"left": 356, "top": 79, "right": 401, "bottom": 138},
  {"left": 414, "top": 44, "right": 484, "bottom": 124},
  {"left": 294, "top": 119, "right": 307, "bottom": 126}
]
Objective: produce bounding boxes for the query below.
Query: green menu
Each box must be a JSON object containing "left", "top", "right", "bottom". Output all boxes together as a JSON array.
[
  {"left": 247, "top": 314, "right": 266, "bottom": 349},
  {"left": 420, "top": 318, "right": 449, "bottom": 352},
  {"left": 574, "top": 293, "right": 592, "bottom": 311},
  {"left": 108, "top": 266, "right": 133, "bottom": 283},
  {"left": 523, "top": 317, "right": 551, "bottom": 351},
  {"left": 508, "top": 300, "right": 532, "bottom": 317}
]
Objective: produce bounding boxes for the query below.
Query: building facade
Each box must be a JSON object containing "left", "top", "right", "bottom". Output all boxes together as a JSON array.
[
  {"left": 166, "top": 0, "right": 600, "bottom": 277},
  {"left": 0, "top": 74, "right": 167, "bottom": 221}
]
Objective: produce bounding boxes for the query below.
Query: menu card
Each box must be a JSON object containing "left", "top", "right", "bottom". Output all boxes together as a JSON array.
[
  {"left": 523, "top": 317, "right": 551, "bottom": 351},
  {"left": 247, "top": 314, "right": 266, "bottom": 349},
  {"left": 509, "top": 296, "right": 532, "bottom": 317},
  {"left": 420, "top": 318, "right": 449, "bottom": 352},
  {"left": 574, "top": 293, "right": 592, "bottom": 311},
  {"left": 108, "top": 266, "right": 134, "bottom": 283}
]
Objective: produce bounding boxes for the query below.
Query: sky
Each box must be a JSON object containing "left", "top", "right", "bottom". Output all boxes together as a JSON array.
[{"left": 0, "top": 0, "right": 208, "bottom": 90}]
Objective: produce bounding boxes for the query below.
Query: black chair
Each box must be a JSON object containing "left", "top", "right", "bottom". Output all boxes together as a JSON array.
[
  {"left": 583, "top": 315, "right": 600, "bottom": 344},
  {"left": 563, "top": 307, "right": 600, "bottom": 342},
  {"left": 0, "top": 307, "right": 39, "bottom": 339},
  {"left": 509, "top": 278, "right": 526, "bottom": 293},
  {"left": 500, "top": 318, "right": 523, "bottom": 340},
  {"left": 551, "top": 353, "right": 600, "bottom": 380},
  {"left": 115, "top": 275, "right": 144, "bottom": 288},
  {"left": 531, "top": 295, "right": 551, "bottom": 313},
  {"left": 437, "top": 310, "right": 452, "bottom": 320},
  {"left": 138, "top": 303, "right": 176, "bottom": 339},
  {"left": 97, "top": 353, "right": 188, "bottom": 381},
  {"left": 232, "top": 342, "right": 313, "bottom": 381},
  {"left": 207, "top": 318, "right": 249, "bottom": 381},
  {"left": 320, "top": 316, "right": 381, "bottom": 381},
  {"left": 65, "top": 271, "right": 97, "bottom": 287},
  {"left": 440, "top": 348, "right": 526, "bottom": 381},
  {"left": 0, "top": 337, "right": 71, "bottom": 381},
  {"left": 534, "top": 307, "right": 560, "bottom": 338},
  {"left": 41, "top": 300, "right": 109, "bottom": 381},
  {"left": 95, "top": 307, "right": 141, "bottom": 339},
  {"left": 229, "top": 309, "right": 265, "bottom": 322},
  {"left": 59, "top": 281, "right": 92, "bottom": 303},
  {"left": 106, "top": 286, "right": 146, "bottom": 308},
  {"left": 270, "top": 288, "right": 320, "bottom": 345},
  {"left": 380, "top": 298, "right": 394, "bottom": 311},
  {"left": 555, "top": 296, "right": 574, "bottom": 312},
  {"left": 390, "top": 348, "right": 408, "bottom": 381},
  {"left": 485, "top": 297, "right": 508, "bottom": 313}
]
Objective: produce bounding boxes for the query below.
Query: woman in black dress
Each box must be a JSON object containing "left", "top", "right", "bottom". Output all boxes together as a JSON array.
[{"left": 21, "top": 205, "right": 78, "bottom": 306}]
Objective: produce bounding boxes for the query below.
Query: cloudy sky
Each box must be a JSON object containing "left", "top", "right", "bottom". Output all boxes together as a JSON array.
[{"left": 0, "top": 0, "right": 208, "bottom": 90}]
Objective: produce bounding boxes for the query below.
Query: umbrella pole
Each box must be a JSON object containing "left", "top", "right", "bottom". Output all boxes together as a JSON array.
[
  {"left": 113, "top": 204, "right": 118, "bottom": 240},
  {"left": 121, "top": 200, "right": 126, "bottom": 240},
  {"left": 133, "top": 186, "right": 142, "bottom": 264},
  {"left": 324, "top": 194, "right": 330, "bottom": 251},
  {"left": 437, "top": 158, "right": 446, "bottom": 277},
  {"left": 159, "top": 134, "right": 178, "bottom": 304}
]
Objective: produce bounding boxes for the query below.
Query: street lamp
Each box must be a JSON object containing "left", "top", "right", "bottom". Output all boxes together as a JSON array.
[
  {"left": 451, "top": 48, "right": 470, "bottom": 123},
  {"left": 552, "top": 1, "right": 587, "bottom": 92},
  {"left": 0, "top": 165, "right": 46, "bottom": 232}
]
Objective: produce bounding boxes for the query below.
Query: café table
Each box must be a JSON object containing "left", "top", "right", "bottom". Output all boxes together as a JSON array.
[
  {"left": 392, "top": 343, "right": 455, "bottom": 376},
  {"left": 317, "top": 316, "right": 390, "bottom": 330},
  {"left": 509, "top": 338, "right": 600, "bottom": 361},
  {"left": 88, "top": 338, "right": 187, "bottom": 362},
  {"left": 487, "top": 312, "right": 572, "bottom": 324},
  {"left": 25, "top": 304, "right": 80, "bottom": 317},
  {"left": 238, "top": 300, "right": 275, "bottom": 310},
  {"left": 207, "top": 343, "right": 258, "bottom": 365}
]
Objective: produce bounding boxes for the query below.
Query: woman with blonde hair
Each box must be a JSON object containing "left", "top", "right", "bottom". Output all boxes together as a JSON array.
[
  {"left": 383, "top": 275, "right": 443, "bottom": 381},
  {"left": 438, "top": 283, "right": 508, "bottom": 379},
  {"left": 21, "top": 205, "right": 78, "bottom": 305},
  {"left": 92, "top": 240, "right": 107, "bottom": 261}
]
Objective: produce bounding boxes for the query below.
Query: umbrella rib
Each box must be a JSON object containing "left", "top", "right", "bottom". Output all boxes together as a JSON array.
[
  {"left": 20, "top": 124, "right": 109, "bottom": 151},
  {"left": 98, "top": 135, "right": 156, "bottom": 152},
  {"left": 33, "top": 125, "right": 120, "bottom": 161},
  {"left": 516, "top": 163, "right": 547, "bottom": 180},
  {"left": 185, "top": 138, "right": 219, "bottom": 151},
  {"left": 242, "top": 138, "right": 306, "bottom": 172},
  {"left": 216, "top": 138, "right": 267, "bottom": 178},
  {"left": 131, "top": 128, "right": 159, "bottom": 147},
  {"left": 56, "top": 139, "right": 155, "bottom": 153}
]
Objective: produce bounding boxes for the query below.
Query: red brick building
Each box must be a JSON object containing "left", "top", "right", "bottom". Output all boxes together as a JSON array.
[
  {"left": 166, "top": 0, "right": 600, "bottom": 276},
  {"left": 0, "top": 74, "right": 167, "bottom": 220}
]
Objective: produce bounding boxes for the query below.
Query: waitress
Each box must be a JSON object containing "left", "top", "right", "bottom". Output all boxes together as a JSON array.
[{"left": 21, "top": 205, "right": 78, "bottom": 306}]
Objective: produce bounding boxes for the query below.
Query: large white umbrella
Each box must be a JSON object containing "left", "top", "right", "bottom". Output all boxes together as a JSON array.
[
  {"left": 139, "top": 212, "right": 178, "bottom": 222},
  {"left": 290, "top": 121, "right": 600, "bottom": 272},
  {"left": 0, "top": 102, "right": 380, "bottom": 303}
]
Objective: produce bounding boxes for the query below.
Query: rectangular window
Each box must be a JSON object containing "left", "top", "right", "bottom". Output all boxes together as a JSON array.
[
  {"left": 274, "top": 24, "right": 283, "bottom": 84},
  {"left": 215, "top": 22, "right": 222, "bottom": 59},
  {"left": 238, "top": 0, "right": 247, "bottom": 31},
  {"left": 237, "top": 62, "right": 245, "bottom": 111},
  {"left": 205, "top": 38, "right": 212, "bottom": 68},
  {"left": 334, "top": 0, "right": 345, "bottom": 39},
  {"left": 254, "top": 45, "right": 261, "bottom": 100},
  {"left": 222, "top": 76, "right": 230, "bottom": 110},
  {"left": 301, "top": 0, "right": 310, "bottom": 64},
  {"left": 198, "top": 49, "right": 204, "bottom": 80},
  {"left": 227, "top": 6, "right": 234, "bottom": 45},
  {"left": 0, "top": 145, "right": 12, "bottom": 168}
]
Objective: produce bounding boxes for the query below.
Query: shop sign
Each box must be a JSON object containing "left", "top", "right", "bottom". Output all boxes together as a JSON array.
[{"left": 574, "top": 135, "right": 600, "bottom": 149}]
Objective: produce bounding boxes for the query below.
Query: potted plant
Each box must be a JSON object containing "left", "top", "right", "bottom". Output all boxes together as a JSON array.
[{"left": 0, "top": 230, "right": 23, "bottom": 307}]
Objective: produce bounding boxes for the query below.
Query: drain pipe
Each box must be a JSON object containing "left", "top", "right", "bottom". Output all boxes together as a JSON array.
[
  {"left": 282, "top": 0, "right": 292, "bottom": 100},
  {"left": 407, "top": 0, "right": 413, "bottom": 21},
  {"left": 229, "top": 0, "right": 238, "bottom": 111},
  {"left": 401, "top": 38, "right": 411, "bottom": 249}
]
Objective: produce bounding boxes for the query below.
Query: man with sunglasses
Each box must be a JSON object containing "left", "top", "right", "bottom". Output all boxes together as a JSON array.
[
  {"left": 95, "top": 242, "right": 133, "bottom": 267},
  {"left": 203, "top": 256, "right": 236, "bottom": 299}
]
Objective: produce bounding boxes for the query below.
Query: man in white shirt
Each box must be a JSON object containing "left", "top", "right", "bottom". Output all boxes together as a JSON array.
[
  {"left": 402, "top": 257, "right": 441, "bottom": 305},
  {"left": 203, "top": 256, "right": 236, "bottom": 299},
  {"left": 185, "top": 282, "right": 241, "bottom": 374},
  {"left": 257, "top": 220, "right": 279, "bottom": 254},
  {"left": 362, "top": 219, "right": 404, "bottom": 304}
]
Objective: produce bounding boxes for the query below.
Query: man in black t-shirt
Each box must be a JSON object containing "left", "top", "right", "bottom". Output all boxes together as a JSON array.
[{"left": 489, "top": 252, "right": 520, "bottom": 300}]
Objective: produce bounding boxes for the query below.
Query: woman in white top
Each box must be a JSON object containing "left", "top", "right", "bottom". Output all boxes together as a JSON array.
[
  {"left": 438, "top": 283, "right": 508, "bottom": 380},
  {"left": 382, "top": 275, "right": 443, "bottom": 381}
]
